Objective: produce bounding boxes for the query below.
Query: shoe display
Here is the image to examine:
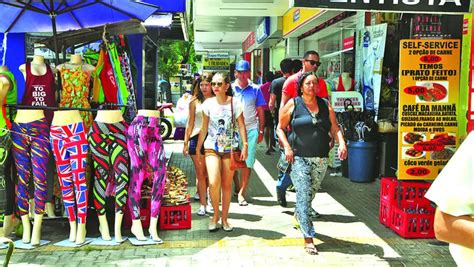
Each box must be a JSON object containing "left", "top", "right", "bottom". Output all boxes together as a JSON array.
[
  {"left": 196, "top": 206, "right": 206, "bottom": 216},
  {"left": 163, "top": 167, "right": 190, "bottom": 206},
  {"left": 276, "top": 188, "right": 287, "bottom": 207}
]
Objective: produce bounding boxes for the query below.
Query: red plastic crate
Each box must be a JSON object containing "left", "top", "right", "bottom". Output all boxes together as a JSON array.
[
  {"left": 380, "top": 177, "right": 431, "bottom": 206},
  {"left": 380, "top": 177, "right": 398, "bottom": 204},
  {"left": 123, "top": 197, "right": 151, "bottom": 229},
  {"left": 389, "top": 200, "right": 435, "bottom": 238},
  {"left": 379, "top": 199, "right": 392, "bottom": 227},
  {"left": 159, "top": 204, "right": 192, "bottom": 230}
]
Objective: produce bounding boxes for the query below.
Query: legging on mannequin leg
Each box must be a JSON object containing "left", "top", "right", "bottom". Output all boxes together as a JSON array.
[
  {"left": 127, "top": 116, "right": 167, "bottom": 220},
  {"left": 11, "top": 119, "right": 50, "bottom": 216},
  {"left": 88, "top": 121, "right": 130, "bottom": 215},
  {"left": 290, "top": 156, "right": 329, "bottom": 238},
  {"left": 50, "top": 122, "right": 89, "bottom": 224}
]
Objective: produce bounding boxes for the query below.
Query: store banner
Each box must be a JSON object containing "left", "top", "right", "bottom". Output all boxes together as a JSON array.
[
  {"left": 398, "top": 39, "right": 461, "bottom": 180},
  {"left": 292, "top": 0, "right": 472, "bottom": 14},
  {"left": 203, "top": 55, "right": 230, "bottom": 72},
  {"left": 360, "top": 23, "right": 387, "bottom": 117},
  {"left": 282, "top": 8, "right": 323, "bottom": 37}
]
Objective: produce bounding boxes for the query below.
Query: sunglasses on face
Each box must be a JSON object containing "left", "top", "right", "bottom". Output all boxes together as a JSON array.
[
  {"left": 211, "top": 82, "right": 224, "bottom": 87},
  {"left": 306, "top": 60, "right": 321, "bottom": 67}
]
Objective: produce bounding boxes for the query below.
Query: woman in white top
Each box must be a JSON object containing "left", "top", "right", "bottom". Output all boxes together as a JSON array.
[
  {"left": 197, "top": 72, "right": 248, "bottom": 232},
  {"left": 183, "top": 72, "right": 214, "bottom": 216}
]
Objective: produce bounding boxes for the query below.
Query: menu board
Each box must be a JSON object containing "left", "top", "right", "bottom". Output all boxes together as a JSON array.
[{"left": 398, "top": 39, "right": 460, "bottom": 180}]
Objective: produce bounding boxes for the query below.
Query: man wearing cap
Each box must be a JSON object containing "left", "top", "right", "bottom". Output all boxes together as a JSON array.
[{"left": 232, "top": 60, "right": 266, "bottom": 206}]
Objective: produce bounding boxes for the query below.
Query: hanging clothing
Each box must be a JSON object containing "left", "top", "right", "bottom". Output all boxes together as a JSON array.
[
  {"left": 50, "top": 122, "right": 89, "bottom": 224},
  {"left": 95, "top": 48, "right": 118, "bottom": 104},
  {"left": 88, "top": 120, "right": 129, "bottom": 215},
  {"left": 11, "top": 118, "right": 50, "bottom": 216},
  {"left": 59, "top": 65, "right": 94, "bottom": 131},
  {"left": 119, "top": 51, "right": 137, "bottom": 123},
  {"left": 108, "top": 43, "right": 129, "bottom": 106},
  {"left": 126, "top": 116, "right": 166, "bottom": 219},
  {"left": 22, "top": 62, "right": 56, "bottom": 124}
]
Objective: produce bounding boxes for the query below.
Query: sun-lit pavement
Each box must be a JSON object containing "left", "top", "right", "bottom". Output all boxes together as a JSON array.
[{"left": 0, "top": 140, "right": 455, "bottom": 266}]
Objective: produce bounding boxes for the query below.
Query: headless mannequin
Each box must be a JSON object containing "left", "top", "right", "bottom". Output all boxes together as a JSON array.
[
  {"left": 0, "top": 67, "right": 19, "bottom": 238},
  {"left": 51, "top": 110, "right": 87, "bottom": 244},
  {"left": 94, "top": 110, "right": 126, "bottom": 242},
  {"left": 131, "top": 109, "right": 161, "bottom": 242},
  {"left": 56, "top": 54, "right": 95, "bottom": 74},
  {"left": 338, "top": 72, "right": 355, "bottom": 91}
]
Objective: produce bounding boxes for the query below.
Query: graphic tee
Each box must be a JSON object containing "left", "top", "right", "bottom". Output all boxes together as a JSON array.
[{"left": 201, "top": 97, "right": 243, "bottom": 153}]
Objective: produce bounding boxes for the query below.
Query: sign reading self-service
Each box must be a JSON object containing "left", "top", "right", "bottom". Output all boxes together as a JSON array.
[{"left": 398, "top": 39, "right": 460, "bottom": 180}]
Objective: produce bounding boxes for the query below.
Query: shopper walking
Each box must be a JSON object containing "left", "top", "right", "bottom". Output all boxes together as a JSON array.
[
  {"left": 184, "top": 72, "right": 214, "bottom": 216},
  {"left": 277, "top": 72, "right": 347, "bottom": 255},
  {"left": 231, "top": 60, "right": 266, "bottom": 206},
  {"left": 196, "top": 72, "right": 248, "bottom": 232},
  {"left": 260, "top": 71, "right": 275, "bottom": 155}
]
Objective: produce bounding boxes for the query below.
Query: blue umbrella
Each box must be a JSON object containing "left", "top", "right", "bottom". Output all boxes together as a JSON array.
[{"left": 0, "top": 0, "right": 162, "bottom": 63}]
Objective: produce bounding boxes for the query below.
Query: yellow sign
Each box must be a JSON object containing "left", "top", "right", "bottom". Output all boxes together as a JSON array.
[
  {"left": 398, "top": 39, "right": 460, "bottom": 180},
  {"left": 282, "top": 8, "right": 323, "bottom": 37},
  {"left": 203, "top": 57, "right": 230, "bottom": 71}
]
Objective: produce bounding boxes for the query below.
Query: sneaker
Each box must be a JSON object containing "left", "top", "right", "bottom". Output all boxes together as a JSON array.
[
  {"left": 196, "top": 206, "right": 206, "bottom": 216},
  {"left": 194, "top": 192, "right": 200, "bottom": 201},
  {"left": 276, "top": 188, "right": 287, "bottom": 207}
]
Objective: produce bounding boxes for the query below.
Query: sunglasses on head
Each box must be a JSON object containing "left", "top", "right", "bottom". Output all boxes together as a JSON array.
[
  {"left": 306, "top": 60, "right": 321, "bottom": 67},
  {"left": 211, "top": 82, "right": 224, "bottom": 87}
]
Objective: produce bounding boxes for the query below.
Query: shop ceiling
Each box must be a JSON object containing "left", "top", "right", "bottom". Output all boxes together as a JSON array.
[{"left": 193, "top": 0, "right": 290, "bottom": 54}]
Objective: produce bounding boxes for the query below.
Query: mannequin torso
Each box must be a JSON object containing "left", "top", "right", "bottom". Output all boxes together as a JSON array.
[
  {"left": 19, "top": 55, "right": 54, "bottom": 79},
  {"left": 56, "top": 54, "right": 95, "bottom": 74},
  {"left": 137, "top": 109, "right": 160, "bottom": 118},
  {"left": 95, "top": 110, "right": 124, "bottom": 123},
  {"left": 337, "top": 72, "right": 355, "bottom": 91},
  {"left": 51, "top": 110, "right": 82, "bottom": 126}
]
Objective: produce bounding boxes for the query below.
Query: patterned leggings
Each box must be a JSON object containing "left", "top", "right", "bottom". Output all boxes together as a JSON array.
[
  {"left": 126, "top": 116, "right": 167, "bottom": 219},
  {"left": 88, "top": 121, "right": 129, "bottom": 215},
  {"left": 11, "top": 119, "right": 50, "bottom": 216},
  {"left": 290, "top": 156, "right": 329, "bottom": 238},
  {"left": 50, "top": 122, "right": 89, "bottom": 224}
]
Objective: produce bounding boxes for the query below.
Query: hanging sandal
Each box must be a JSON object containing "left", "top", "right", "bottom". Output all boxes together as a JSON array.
[{"left": 304, "top": 244, "right": 319, "bottom": 255}]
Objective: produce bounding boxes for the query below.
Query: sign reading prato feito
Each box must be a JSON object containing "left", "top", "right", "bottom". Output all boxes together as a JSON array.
[
  {"left": 398, "top": 39, "right": 460, "bottom": 180},
  {"left": 292, "top": 0, "right": 471, "bottom": 14}
]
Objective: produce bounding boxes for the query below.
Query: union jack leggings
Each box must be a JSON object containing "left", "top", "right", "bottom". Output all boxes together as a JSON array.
[
  {"left": 50, "top": 122, "right": 89, "bottom": 224},
  {"left": 88, "top": 120, "right": 129, "bottom": 215},
  {"left": 126, "top": 116, "right": 167, "bottom": 220},
  {"left": 11, "top": 119, "right": 50, "bottom": 216}
]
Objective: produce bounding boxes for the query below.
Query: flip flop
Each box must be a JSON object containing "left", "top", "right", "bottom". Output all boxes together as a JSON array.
[
  {"left": 238, "top": 199, "right": 248, "bottom": 206},
  {"left": 304, "top": 244, "right": 319, "bottom": 255}
]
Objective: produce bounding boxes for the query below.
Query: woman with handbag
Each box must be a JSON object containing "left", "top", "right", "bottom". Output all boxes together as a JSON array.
[
  {"left": 183, "top": 72, "right": 214, "bottom": 216},
  {"left": 277, "top": 72, "right": 347, "bottom": 255},
  {"left": 196, "top": 72, "right": 248, "bottom": 232}
]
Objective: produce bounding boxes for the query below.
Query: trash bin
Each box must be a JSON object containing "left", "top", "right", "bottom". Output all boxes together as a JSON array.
[{"left": 348, "top": 141, "right": 378, "bottom": 183}]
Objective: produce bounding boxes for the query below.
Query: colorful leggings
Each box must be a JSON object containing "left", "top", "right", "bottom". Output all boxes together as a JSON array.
[
  {"left": 126, "top": 116, "right": 167, "bottom": 219},
  {"left": 290, "top": 156, "right": 329, "bottom": 238},
  {"left": 50, "top": 122, "right": 89, "bottom": 224},
  {"left": 88, "top": 120, "right": 130, "bottom": 215},
  {"left": 11, "top": 119, "right": 50, "bottom": 216}
]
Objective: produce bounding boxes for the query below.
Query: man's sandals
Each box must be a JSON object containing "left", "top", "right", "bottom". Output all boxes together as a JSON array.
[{"left": 304, "top": 243, "right": 319, "bottom": 255}]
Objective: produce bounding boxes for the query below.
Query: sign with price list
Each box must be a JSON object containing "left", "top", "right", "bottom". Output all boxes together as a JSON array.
[{"left": 398, "top": 39, "right": 460, "bottom": 180}]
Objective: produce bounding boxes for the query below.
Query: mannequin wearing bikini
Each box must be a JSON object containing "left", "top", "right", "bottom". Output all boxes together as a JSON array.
[
  {"left": 90, "top": 110, "right": 128, "bottom": 243},
  {"left": 128, "top": 109, "right": 165, "bottom": 242}
]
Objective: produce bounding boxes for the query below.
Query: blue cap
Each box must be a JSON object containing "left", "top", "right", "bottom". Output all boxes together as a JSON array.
[{"left": 235, "top": 60, "right": 250, "bottom": 72}]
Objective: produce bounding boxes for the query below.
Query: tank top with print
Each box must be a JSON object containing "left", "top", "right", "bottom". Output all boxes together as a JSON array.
[{"left": 22, "top": 62, "right": 56, "bottom": 125}]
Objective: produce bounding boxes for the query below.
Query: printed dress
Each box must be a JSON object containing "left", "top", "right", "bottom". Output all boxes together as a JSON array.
[{"left": 59, "top": 65, "right": 93, "bottom": 131}]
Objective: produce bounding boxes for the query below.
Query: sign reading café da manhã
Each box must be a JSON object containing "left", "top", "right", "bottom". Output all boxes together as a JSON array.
[{"left": 398, "top": 39, "right": 460, "bottom": 180}]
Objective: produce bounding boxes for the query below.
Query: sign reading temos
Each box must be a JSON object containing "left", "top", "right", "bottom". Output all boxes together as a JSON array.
[{"left": 293, "top": 0, "right": 471, "bottom": 14}]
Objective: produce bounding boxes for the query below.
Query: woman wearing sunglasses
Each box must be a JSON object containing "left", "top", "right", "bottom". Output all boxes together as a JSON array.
[
  {"left": 184, "top": 72, "right": 214, "bottom": 216},
  {"left": 196, "top": 72, "right": 248, "bottom": 232},
  {"left": 277, "top": 72, "right": 347, "bottom": 255}
]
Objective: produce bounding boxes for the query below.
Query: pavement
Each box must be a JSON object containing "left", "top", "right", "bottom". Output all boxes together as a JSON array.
[{"left": 0, "top": 140, "right": 455, "bottom": 266}]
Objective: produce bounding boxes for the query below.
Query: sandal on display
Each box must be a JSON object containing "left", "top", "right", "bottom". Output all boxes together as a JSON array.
[{"left": 304, "top": 244, "right": 319, "bottom": 255}]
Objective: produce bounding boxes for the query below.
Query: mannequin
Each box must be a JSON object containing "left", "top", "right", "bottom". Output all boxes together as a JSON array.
[
  {"left": 50, "top": 110, "right": 89, "bottom": 244},
  {"left": 56, "top": 54, "right": 95, "bottom": 131},
  {"left": 127, "top": 109, "right": 166, "bottom": 242},
  {"left": 337, "top": 72, "right": 355, "bottom": 92},
  {"left": 0, "top": 66, "right": 19, "bottom": 238},
  {"left": 19, "top": 55, "right": 57, "bottom": 218},
  {"left": 88, "top": 110, "right": 129, "bottom": 243}
]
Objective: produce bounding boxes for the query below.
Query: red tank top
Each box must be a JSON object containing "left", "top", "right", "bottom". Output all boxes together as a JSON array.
[
  {"left": 337, "top": 75, "right": 355, "bottom": 91},
  {"left": 22, "top": 62, "right": 57, "bottom": 124}
]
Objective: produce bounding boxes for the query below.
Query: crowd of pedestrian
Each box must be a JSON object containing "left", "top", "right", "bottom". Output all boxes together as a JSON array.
[{"left": 182, "top": 52, "right": 348, "bottom": 255}]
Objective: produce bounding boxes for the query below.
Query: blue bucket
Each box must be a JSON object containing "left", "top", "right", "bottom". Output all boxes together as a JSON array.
[{"left": 348, "top": 141, "right": 378, "bottom": 183}]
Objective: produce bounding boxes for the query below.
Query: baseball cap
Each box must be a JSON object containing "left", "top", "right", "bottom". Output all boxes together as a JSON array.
[{"left": 235, "top": 60, "right": 250, "bottom": 72}]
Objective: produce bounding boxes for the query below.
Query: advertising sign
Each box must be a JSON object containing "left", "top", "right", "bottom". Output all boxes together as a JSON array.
[
  {"left": 203, "top": 56, "right": 230, "bottom": 72},
  {"left": 293, "top": 0, "right": 472, "bottom": 14},
  {"left": 256, "top": 17, "right": 270, "bottom": 44},
  {"left": 398, "top": 39, "right": 460, "bottom": 180},
  {"left": 282, "top": 8, "right": 323, "bottom": 37}
]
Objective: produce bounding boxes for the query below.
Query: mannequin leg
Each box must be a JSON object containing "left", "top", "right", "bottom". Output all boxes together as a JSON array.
[
  {"left": 45, "top": 202, "right": 56, "bottom": 218},
  {"left": 130, "top": 219, "right": 146, "bottom": 241},
  {"left": 148, "top": 217, "right": 161, "bottom": 242},
  {"left": 76, "top": 223, "right": 87, "bottom": 245},
  {"left": 149, "top": 133, "right": 167, "bottom": 233},
  {"left": 97, "top": 215, "right": 111, "bottom": 241},
  {"left": 45, "top": 155, "right": 57, "bottom": 218},
  {"left": 114, "top": 212, "right": 124, "bottom": 242},
  {"left": 69, "top": 221, "right": 77, "bottom": 242},
  {"left": 30, "top": 214, "right": 43, "bottom": 246},
  {"left": 21, "top": 215, "right": 31, "bottom": 243},
  {"left": 2, "top": 215, "right": 18, "bottom": 237}
]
